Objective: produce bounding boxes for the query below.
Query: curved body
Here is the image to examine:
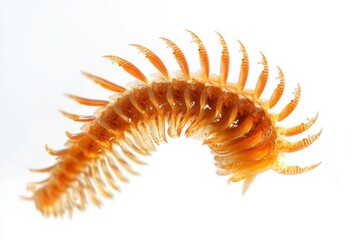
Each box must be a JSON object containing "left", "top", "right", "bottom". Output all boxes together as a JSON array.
[{"left": 25, "top": 32, "right": 321, "bottom": 217}]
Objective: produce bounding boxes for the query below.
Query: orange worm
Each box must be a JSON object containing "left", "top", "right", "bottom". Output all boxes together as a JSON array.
[{"left": 24, "top": 31, "right": 321, "bottom": 217}]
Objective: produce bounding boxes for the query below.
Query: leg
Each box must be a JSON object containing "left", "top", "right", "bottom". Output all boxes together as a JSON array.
[
  {"left": 277, "top": 84, "right": 301, "bottom": 121},
  {"left": 269, "top": 66, "right": 285, "bottom": 109},
  {"left": 254, "top": 51, "right": 269, "bottom": 99},
  {"left": 237, "top": 40, "right": 249, "bottom": 93}
]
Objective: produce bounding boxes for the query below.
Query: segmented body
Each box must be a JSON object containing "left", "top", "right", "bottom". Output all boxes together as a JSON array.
[{"left": 25, "top": 31, "right": 321, "bottom": 217}]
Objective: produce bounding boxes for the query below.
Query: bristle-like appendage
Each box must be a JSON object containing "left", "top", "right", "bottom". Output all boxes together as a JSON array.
[
  {"left": 66, "top": 94, "right": 109, "bottom": 106},
  {"left": 103, "top": 56, "right": 148, "bottom": 83},
  {"left": 269, "top": 66, "right": 285, "bottom": 109},
  {"left": 237, "top": 40, "right": 249, "bottom": 93},
  {"left": 60, "top": 111, "right": 95, "bottom": 122},
  {"left": 285, "top": 112, "right": 319, "bottom": 137},
  {"left": 187, "top": 30, "right": 209, "bottom": 81},
  {"left": 216, "top": 31, "right": 230, "bottom": 86},
  {"left": 254, "top": 51, "right": 269, "bottom": 99},
  {"left": 130, "top": 44, "right": 170, "bottom": 81},
  {"left": 81, "top": 72, "right": 126, "bottom": 92},
  {"left": 160, "top": 37, "right": 190, "bottom": 80},
  {"left": 277, "top": 84, "right": 301, "bottom": 121},
  {"left": 273, "top": 160, "right": 321, "bottom": 175}
]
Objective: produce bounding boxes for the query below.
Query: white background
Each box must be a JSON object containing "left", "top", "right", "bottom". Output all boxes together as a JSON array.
[{"left": 1, "top": 0, "right": 359, "bottom": 239}]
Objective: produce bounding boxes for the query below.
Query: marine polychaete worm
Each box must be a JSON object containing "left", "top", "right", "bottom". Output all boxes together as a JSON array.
[{"left": 24, "top": 31, "right": 322, "bottom": 217}]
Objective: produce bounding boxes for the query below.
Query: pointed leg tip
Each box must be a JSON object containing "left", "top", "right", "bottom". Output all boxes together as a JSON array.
[
  {"left": 80, "top": 71, "right": 89, "bottom": 77},
  {"left": 19, "top": 195, "right": 33, "bottom": 201}
]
